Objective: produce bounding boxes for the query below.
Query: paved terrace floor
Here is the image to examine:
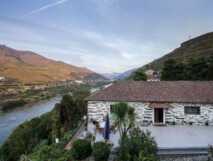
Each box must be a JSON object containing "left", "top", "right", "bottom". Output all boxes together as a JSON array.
[
  {"left": 143, "top": 126, "right": 213, "bottom": 149},
  {"left": 86, "top": 124, "right": 213, "bottom": 149}
]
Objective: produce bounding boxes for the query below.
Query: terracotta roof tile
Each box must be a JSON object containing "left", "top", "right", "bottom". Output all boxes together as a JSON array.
[{"left": 87, "top": 81, "right": 213, "bottom": 104}]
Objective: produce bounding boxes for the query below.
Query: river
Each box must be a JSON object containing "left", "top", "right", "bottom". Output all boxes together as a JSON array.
[{"left": 0, "top": 96, "right": 62, "bottom": 145}]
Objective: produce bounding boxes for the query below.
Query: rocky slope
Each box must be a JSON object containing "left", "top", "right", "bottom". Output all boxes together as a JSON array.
[{"left": 0, "top": 45, "right": 104, "bottom": 84}]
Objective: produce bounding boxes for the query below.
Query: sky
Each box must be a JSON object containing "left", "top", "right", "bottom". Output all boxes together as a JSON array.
[{"left": 0, "top": 0, "right": 213, "bottom": 73}]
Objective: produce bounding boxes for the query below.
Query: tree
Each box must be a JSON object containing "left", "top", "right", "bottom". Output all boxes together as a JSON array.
[
  {"left": 117, "top": 128, "right": 158, "bottom": 161},
  {"left": 185, "top": 58, "right": 208, "bottom": 80},
  {"left": 207, "top": 56, "right": 213, "bottom": 80},
  {"left": 19, "top": 155, "right": 31, "bottom": 161},
  {"left": 58, "top": 93, "right": 87, "bottom": 131},
  {"left": 161, "top": 59, "right": 186, "bottom": 80},
  {"left": 111, "top": 102, "right": 135, "bottom": 138},
  {"left": 174, "top": 62, "right": 185, "bottom": 80},
  {"left": 132, "top": 69, "right": 147, "bottom": 81}
]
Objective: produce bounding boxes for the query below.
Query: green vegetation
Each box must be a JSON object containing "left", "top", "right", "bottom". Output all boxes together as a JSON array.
[
  {"left": 1, "top": 84, "right": 90, "bottom": 111},
  {"left": 131, "top": 69, "right": 147, "bottom": 81},
  {"left": 1, "top": 99, "right": 27, "bottom": 111},
  {"left": 93, "top": 142, "right": 111, "bottom": 161},
  {"left": 208, "top": 146, "right": 213, "bottom": 160},
  {"left": 117, "top": 128, "right": 158, "bottom": 161},
  {"left": 130, "top": 33, "right": 213, "bottom": 78},
  {"left": 161, "top": 57, "right": 213, "bottom": 80},
  {"left": 111, "top": 102, "right": 135, "bottom": 137},
  {"left": 111, "top": 102, "right": 158, "bottom": 161},
  {"left": 0, "top": 113, "right": 52, "bottom": 161},
  {"left": 28, "top": 141, "right": 71, "bottom": 161},
  {"left": 0, "top": 94, "right": 158, "bottom": 161},
  {"left": 71, "top": 139, "right": 92, "bottom": 160},
  {"left": 0, "top": 87, "right": 90, "bottom": 161},
  {"left": 140, "top": 32, "right": 213, "bottom": 71}
]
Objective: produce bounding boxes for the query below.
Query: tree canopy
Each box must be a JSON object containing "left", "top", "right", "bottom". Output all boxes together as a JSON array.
[
  {"left": 132, "top": 69, "right": 147, "bottom": 81},
  {"left": 161, "top": 57, "right": 213, "bottom": 81},
  {"left": 111, "top": 102, "right": 135, "bottom": 138}
]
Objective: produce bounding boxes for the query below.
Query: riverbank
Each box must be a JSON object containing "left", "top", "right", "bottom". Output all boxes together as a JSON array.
[
  {"left": 0, "top": 84, "right": 91, "bottom": 145},
  {"left": 0, "top": 90, "right": 89, "bottom": 161},
  {"left": 0, "top": 96, "right": 62, "bottom": 145},
  {"left": 0, "top": 93, "right": 55, "bottom": 112},
  {"left": 0, "top": 84, "right": 90, "bottom": 111}
]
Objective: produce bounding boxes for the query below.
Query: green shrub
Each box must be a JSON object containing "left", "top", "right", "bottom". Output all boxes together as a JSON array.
[
  {"left": 29, "top": 143, "right": 71, "bottom": 161},
  {"left": 93, "top": 142, "right": 111, "bottom": 161},
  {"left": 117, "top": 128, "right": 158, "bottom": 161},
  {"left": 2, "top": 99, "right": 27, "bottom": 111},
  {"left": 71, "top": 139, "right": 92, "bottom": 160},
  {"left": 131, "top": 69, "right": 147, "bottom": 81},
  {"left": 0, "top": 113, "right": 52, "bottom": 161}
]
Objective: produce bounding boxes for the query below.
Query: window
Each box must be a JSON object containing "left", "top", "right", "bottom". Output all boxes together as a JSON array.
[
  {"left": 184, "top": 106, "right": 200, "bottom": 115},
  {"left": 110, "top": 105, "right": 114, "bottom": 112}
]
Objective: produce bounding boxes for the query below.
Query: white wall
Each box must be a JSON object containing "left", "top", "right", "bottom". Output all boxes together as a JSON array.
[
  {"left": 166, "top": 103, "right": 213, "bottom": 125},
  {"left": 87, "top": 101, "right": 213, "bottom": 126},
  {"left": 87, "top": 101, "right": 148, "bottom": 126}
]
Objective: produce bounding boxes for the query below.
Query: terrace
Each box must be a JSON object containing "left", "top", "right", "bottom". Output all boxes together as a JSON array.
[{"left": 77, "top": 123, "right": 213, "bottom": 155}]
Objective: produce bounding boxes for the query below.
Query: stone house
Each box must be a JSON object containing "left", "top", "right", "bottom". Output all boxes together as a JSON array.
[
  {"left": 145, "top": 69, "right": 160, "bottom": 81},
  {"left": 87, "top": 81, "right": 213, "bottom": 126}
]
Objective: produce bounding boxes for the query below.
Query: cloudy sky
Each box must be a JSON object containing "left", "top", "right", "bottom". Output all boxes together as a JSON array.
[{"left": 0, "top": 0, "right": 213, "bottom": 73}]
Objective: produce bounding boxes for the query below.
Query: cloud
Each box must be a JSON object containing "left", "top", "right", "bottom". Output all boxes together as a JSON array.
[
  {"left": 25, "top": 0, "right": 69, "bottom": 16},
  {"left": 1, "top": 0, "right": 213, "bottom": 73}
]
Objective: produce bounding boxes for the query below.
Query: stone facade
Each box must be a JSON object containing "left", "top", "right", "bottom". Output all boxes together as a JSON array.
[
  {"left": 166, "top": 103, "right": 213, "bottom": 126},
  {"left": 87, "top": 101, "right": 213, "bottom": 126}
]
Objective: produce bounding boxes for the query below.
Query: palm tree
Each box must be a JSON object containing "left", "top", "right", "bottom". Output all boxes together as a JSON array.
[
  {"left": 111, "top": 102, "right": 135, "bottom": 138},
  {"left": 19, "top": 155, "right": 31, "bottom": 161}
]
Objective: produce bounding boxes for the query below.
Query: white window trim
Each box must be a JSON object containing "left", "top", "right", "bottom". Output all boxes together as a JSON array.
[{"left": 152, "top": 108, "right": 166, "bottom": 125}]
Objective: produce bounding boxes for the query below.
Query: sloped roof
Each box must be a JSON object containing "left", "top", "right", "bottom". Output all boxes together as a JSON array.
[{"left": 87, "top": 81, "right": 213, "bottom": 104}]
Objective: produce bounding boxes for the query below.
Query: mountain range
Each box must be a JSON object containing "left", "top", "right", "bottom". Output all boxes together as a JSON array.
[
  {"left": 0, "top": 45, "right": 106, "bottom": 84},
  {"left": 1, "top": 32, "right": 213, "bottom": 83},
  {"left": 103, "top": 68, "right": 137, "bottom": 80}
]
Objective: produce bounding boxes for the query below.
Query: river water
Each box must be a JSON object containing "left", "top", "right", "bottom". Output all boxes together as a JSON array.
[{"left": 0, "top": 96, "right": 62, "bottom": 145}]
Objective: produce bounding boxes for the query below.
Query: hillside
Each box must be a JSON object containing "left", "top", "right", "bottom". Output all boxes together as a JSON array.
[
  {"left": 142, "top": 32, "right": 213, "bottom": 71},
  {"left": 0, "top": 45, "right": 104, "bottom": 84}
]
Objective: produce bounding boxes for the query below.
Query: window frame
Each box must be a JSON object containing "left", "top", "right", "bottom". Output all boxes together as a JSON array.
[{"left": 184, "top": 106, "right": 201, "bottom": 115}]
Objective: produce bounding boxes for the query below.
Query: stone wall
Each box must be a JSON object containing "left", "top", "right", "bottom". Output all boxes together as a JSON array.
[
  {"left": 87, "top": 101, "right": 213, "bottom": 126},
  {"left": 166, "top": 103, "right": 213, "bottom": 125},
  {"left": 87, "top": 101, "right": 149, "bottom": 126}
]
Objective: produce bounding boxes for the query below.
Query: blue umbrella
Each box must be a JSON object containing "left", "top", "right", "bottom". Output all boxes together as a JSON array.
[{"left": 104, "top": 114, "right": 110, "bottom": 141}]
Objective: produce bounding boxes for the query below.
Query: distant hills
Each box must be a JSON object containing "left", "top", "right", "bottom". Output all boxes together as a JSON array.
[
  {"left": 128, "top": 32, "right": 213, "bottom": 78},
  {"left": 0, "top": 45, "right": 106, "bottom": 84},
  {"left": 2, "top": 32, "right": 212, "bottom": 83},
  {"left": 103, "top": 68, "right": 137, "bottom": 80},
  {"left": 143, "top": 32, "right": 213, "bottom": 71},
  {"left": 102, "top": 73, "right": 122, "bottom": 80}
]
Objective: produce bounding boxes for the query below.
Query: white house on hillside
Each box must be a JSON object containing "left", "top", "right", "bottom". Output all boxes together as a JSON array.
[{"left": 87, "top": 81, "right": 213, "bottom": 126}]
